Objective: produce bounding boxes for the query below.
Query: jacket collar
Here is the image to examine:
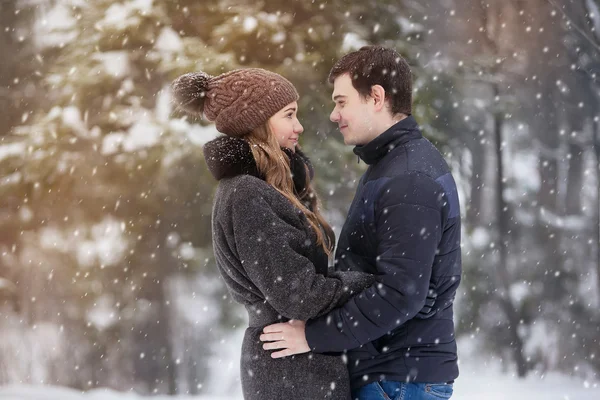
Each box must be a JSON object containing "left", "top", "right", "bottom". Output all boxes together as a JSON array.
[{"left": 353, "top": 115, "right": 422, "bottom": 165}]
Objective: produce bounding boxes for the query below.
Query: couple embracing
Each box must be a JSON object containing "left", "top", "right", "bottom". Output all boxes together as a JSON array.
[{"left": 172, "top": 45, "right": 461, "bottom": 400}]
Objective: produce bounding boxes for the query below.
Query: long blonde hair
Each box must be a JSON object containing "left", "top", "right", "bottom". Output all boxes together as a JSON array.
[{"left": 245, "top": 124, "right": 335, "bottom": 256}]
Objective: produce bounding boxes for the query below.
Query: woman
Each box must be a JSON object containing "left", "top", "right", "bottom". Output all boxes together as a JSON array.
[{"left": 171, "top": 68, "right": 373, "bottom": 400}]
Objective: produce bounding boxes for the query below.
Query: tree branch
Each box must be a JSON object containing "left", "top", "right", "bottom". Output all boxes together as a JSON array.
[{"left": 547, "top": 0, "right": 600, "bottom": 54}]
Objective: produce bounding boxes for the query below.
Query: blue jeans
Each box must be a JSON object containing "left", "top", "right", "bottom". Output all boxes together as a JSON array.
[{"left": 352, "top": 381, "right": 453, "bottom": 400}]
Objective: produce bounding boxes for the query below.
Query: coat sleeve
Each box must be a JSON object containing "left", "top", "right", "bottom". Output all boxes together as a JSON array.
[
  {"left": 229, "top": 181, "right": 374, "bottom": 321},
  {"left": 305, "top": 172, "right": 444, "bottom": 352}
]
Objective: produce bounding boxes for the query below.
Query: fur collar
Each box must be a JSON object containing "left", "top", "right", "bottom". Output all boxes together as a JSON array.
[{"left": 203, "top": 136, "right": 314, "bottom": 197}]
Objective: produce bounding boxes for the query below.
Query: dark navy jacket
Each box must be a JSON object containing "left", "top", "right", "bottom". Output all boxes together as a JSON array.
[{"left": 305, "top": 116, "right": 461, "bottom": 389}]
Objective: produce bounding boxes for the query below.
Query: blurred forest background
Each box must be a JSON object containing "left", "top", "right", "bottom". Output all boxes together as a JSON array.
[{"left": 0, "top": 0, "right": 599, "bottom": 396}]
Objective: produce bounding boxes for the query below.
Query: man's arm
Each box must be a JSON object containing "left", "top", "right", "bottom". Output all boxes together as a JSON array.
[{"left": 304, "top": 172, "right": 444, "bottom": 352}]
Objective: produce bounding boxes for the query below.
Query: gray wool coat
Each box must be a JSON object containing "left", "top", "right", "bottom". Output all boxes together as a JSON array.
[{"left": 204, "top": 136, "right": 374, "bottom": 400}]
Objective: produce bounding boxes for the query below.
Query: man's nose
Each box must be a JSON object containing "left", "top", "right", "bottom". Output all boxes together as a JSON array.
[{"left": 330, "top": 110, "right": 340, "bottom": 123}]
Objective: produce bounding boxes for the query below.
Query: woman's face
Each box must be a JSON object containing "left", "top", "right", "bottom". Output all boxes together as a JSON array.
[{"left": 268, "top": 101, "right": 304, "bottom": 152}]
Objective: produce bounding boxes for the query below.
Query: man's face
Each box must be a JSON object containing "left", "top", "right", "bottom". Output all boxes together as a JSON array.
[{"left": 329, "top": 73, "right": 376, "bottom": 146}]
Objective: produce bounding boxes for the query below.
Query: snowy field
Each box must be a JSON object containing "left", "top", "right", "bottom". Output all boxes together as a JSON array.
[
  {"left": 0, "top": 332, "right": 597, "bottom": 400},
  {"left": 0, "top": 360, "right": 597, "bottom": 400},
  {"left": 0, "top": 374, "right": 597, "bottom": 400}
]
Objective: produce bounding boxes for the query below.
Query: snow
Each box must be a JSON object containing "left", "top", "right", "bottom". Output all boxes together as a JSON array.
[
  {"left": 101, "top": 4, "right": 131, "bottom": 27},
  {"left": 35, "top": 2, "right": 78, "bottom": 48},
  {"left": 0, "top": 386, "right": 234, "bottom": 400},
  {"left": 2, "top": 333, "right": 597, "bottom": 399},
  {"left": 451, "top": 337, "right": 600, "bottom": 399},
  {"left": 19, "top": 206, "right": 34, "bottom": 222},
  {"left": 168, "top": 275, "right": 222, "bottom": 328},
  {"left": 178, "top": 242, "right": 196, "bottom": 260},
  {"left": 0, "top": 142, "right": 26, "bottom": 162},
  {"left": 586, "top": 0, "right": 600, "bottom": 39},
  {"left": 508, "top": 281, "right": 530, "bottom": 306},
  {"left": 243, "top": 17, "right": 258, "bottom": 32},
  {"left": 341, "top": 32, "right": 368, "bottom": 52},
  {"left": 0, "top": 363, "right": 597, "bottom": 400},
  {"left": 469, "top": 226, "right": 490, "bottom": 248},
  {"left": 1, "top": 172, "right": 22, "bottom": 187},
  {"left": 98, "top": 0, "right": 154, "bottom": 30},
  {"left": 0, "top": 322, "right": 64, "bottom": 385},
  {"left": 168, "top": 119, "right": 221, "bottom": 146},
  {"left": 93, "top": 52, "right": 131, "bottom": 79},
  {"left": 200, "top": 328, "right": 245, "bottom": 395},
  {"left": 38, "top": 217, "right": 129, "bottom": 268},
  {"left": 453, "top": 365, "right": 599, "bottom": 399},
  {"left": 62, "top": 106, "right": 88, "bottom": 137},
  {"left": 102, "top": 132, "right": 126, "bottom": 155},
  {"left": 577, "top": 267, "right": 600, "bottom": 309},
  {"left": 102, "top": 113, "right": 166, "bottom": 155},
  {"left": 123, "top": 118, "right": 162, "bottom": 152},
  {"left": 156, "top": 86, "right": 172, "bottom": 123},
  {"left": 155, "top": 27, "right": 184, "bottom": 54},
  {"left": 271, "top": 31, "right": 286, "bottom": 44},
  {"left": 81, "top": 218, "right": 129, "bottom": 267},
  {"left": 522, "top": 321, "right": 560, "bottom": 370},
  {"left": 511, "top": 152, "right": 540, "bottom": 191},
  {"left": 0, "top": 277, "right": 17, "bottom": 291},
  {"left": 396, "top": 16, "right": 424, "bottom": 35},
  {"left": 87, "top": 295, "right": 117, "bottom": 331},
  {"left": 8, "top": 1, "right": 600, "bottom": 399},
  {"left": 539, "top": 208, "right": 590, "bottom": 231},
  {"left": 46, "top": 106, "right": 64, "bottom": 121}
]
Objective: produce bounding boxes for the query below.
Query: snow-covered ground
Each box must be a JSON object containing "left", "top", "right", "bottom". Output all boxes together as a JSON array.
[
  {"left": 0, "top": 336, "right": 597, "bottom": 400},
  {"left": 0, "top": 387, "right": 233, "bottom": 400},
  {"left": 451, "top": 337, "right": 600, "bottom": 400},
  {"left": 0, "top": 364, "right": 597, "bottom": 400},
  {"left": 452, "top": 362, "right": 599, "bottom": 399},
  {"left": 0, "top": 374, "right": 597, "bottom": 400}
]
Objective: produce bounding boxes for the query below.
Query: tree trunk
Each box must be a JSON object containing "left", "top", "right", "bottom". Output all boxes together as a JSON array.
[
  {"left": 187, "top": 341, "right": 199, "bottom": 395},
  {"left": 467, "top": 133, "right": 487, "bottom": 228},
  {"left": 565, "top": 142, "right": 585, "bottom": 215},
  {"left": 594, "top": 118, "right": 600, "bottom": 299},
  {"left": 132, "top": 229, "right": 177, "bottom": 394},
  {"left": 158, "top": 223, "right": 177, "bottom": 395},
  {"left": 534, "top": 81, "right": 565, "bottom": 294},
  {"left": 159, "top": 286, "right": 177, "bottom": 395},
  {"left": 492, "top": 84, "right": 529, "bottom": 378}
]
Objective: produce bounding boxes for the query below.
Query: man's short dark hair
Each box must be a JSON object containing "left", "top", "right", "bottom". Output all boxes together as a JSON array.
[{"left": 328, "top": 45, "right": 412, "bottom": 116}]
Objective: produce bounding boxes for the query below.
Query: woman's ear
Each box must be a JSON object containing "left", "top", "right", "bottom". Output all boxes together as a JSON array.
[{"left": 370, "top": 85, "right": 386, "bottom": 111}]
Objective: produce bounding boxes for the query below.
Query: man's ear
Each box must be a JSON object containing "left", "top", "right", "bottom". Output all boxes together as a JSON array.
[{"left": 370, "top": 85, "right": 386, "bottom": 111}]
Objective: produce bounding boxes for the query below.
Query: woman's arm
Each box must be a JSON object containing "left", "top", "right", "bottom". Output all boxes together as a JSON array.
[{"left": 229, "top": 179, "right": 374, "bottom": 320}]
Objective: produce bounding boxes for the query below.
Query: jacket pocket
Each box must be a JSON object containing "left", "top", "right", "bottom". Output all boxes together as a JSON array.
[
  {"left": 349, "top": 341, "right": 382, "bottom": 358},
  {"left": 365, "top": 341, "right": 381, "bottom": 356}
]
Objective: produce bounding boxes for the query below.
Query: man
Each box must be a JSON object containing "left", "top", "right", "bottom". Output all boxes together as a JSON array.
[{"left": 260, "top": 46, "right": 462, "bottom": 399}]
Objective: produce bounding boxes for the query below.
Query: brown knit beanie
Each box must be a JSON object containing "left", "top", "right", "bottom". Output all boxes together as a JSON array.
[{"left": 171, "top": 68, "right": 299, "bottom": 137}]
